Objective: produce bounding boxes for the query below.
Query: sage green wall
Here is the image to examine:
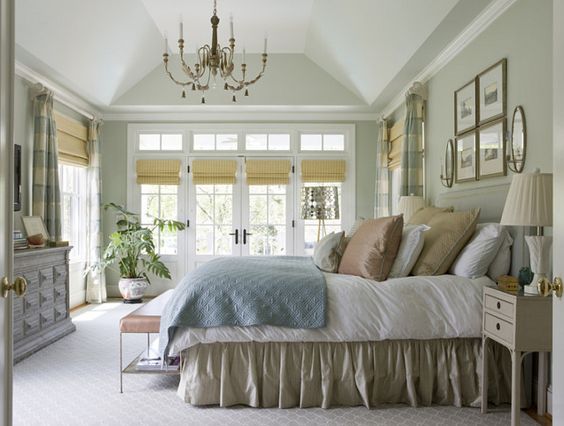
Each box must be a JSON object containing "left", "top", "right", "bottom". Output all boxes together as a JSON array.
[
  {"left": 425, "top": 0, "right": 553, "bottom": 204},
  {"left": 100, "top": 120, "right": 378, "bottom": 292}
]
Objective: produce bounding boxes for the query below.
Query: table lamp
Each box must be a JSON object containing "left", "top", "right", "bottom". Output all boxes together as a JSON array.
[
  {"left": 500, "top": 169, "right": 553, "bottom": 294},
  {"left": 397, "top": 195, "right": 425, "bottom": 222}
]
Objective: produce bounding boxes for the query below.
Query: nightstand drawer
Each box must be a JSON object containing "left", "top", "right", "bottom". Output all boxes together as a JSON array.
[
  {"left": 484, "top": 294, "right": 515, "bottom": 319},
  {"left": 484, "top": 312, "right": 514, "bottom": 345}
]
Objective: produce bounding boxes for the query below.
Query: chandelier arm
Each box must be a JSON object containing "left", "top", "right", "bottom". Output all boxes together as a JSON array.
[
  {"left": 244, "top": 55, "right": 268, "bottom": 86},
  {"left": 163, "top": 57, "right": 194, "bottom": 86},
  {"left": 178, "top": 41, "right": 198, "bottom": 80}
]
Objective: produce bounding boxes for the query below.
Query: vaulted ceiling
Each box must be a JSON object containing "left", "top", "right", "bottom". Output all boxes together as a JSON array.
[{"left": 14, "top": 0, "right": 494, "bottom": 113}]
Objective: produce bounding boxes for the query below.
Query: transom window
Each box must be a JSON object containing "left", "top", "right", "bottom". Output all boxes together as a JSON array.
[
  {"left": 193, "top": 134, "right": 238, "bottom": 151},
  {"left": 300, "top": 134, "right": 345, "bottom": 151},
  {"left": 245, "top": 134, "right": 290, "bottom": 151},
  {"left": 139, "top": 133, "right": 183, "bottom": 151},
  {"left": 140, "top": 184, "right": 179, "bottom": 255}
]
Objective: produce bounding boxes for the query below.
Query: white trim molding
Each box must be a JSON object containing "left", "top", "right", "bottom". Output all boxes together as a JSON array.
[
  {"left": 15, "top": 61, "right": 102, "bottom": 120},
  {"left": 380, "top": 0, "right": 518, "bottom": 118}
]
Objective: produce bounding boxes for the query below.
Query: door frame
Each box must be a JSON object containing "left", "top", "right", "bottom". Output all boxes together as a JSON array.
[{"left": 0, "top": 0, "right": 15, "bottom": 422}]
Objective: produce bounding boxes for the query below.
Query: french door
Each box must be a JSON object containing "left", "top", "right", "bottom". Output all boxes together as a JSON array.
[{"left": 187, "top": 156, "right": 294, "bottom": 270}]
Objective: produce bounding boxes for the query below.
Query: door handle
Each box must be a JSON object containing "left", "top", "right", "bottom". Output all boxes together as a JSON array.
[
  {"left": 229, "top": 229, "right": 239, "bottom": 245},
  {"left": 538, "top": 277, "right": 563, "bottom": 298},
  {"left": 243, "top": 229, "right": 252, "bottom": 245},
  {"left": 1, "top": 276, "right": 28, "bottom": 298}
]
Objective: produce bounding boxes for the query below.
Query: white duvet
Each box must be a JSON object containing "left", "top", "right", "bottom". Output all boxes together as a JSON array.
[{"left": 167, "top": 273, "right": 493, "bottom": 355}]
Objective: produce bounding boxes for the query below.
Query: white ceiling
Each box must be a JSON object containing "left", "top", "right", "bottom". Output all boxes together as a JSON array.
[{"left": 15, "top": 0, "right": 494, "bottom": 112}]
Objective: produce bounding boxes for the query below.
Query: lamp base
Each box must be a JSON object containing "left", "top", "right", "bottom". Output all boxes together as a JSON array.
[
  {"left": 524, "top": 235, "right": 552, "bottom": 296},
  {"left": 524, "top": 283, "right": 540, "bottom": 295}
]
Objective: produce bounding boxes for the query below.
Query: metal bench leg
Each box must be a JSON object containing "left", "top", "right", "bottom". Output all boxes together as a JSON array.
[
  {"left": 120, "top": 332, "right": 123, "bottom": 393},
  {"left": 147, "top": 333, "right": 150, "bottom": 354}
]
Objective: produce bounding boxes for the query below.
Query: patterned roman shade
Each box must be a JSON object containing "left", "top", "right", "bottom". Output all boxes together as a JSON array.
[
  {"left": 192, "top": 159, "right": 238, "bottom": 184},
  {"left": 388, "top": 119, "right": 404, "bottom": 171},
  {"left": 54, "top": 111, "right": 89, "bottom": 167},
  {"left": 301, "top": 160, "right": 346, "bottom": 183},
  {"left": 136, "top": 159, "right": 181, "bottom": 185},
  {"left": 245, "top": 159, "right": 291, "bottom": 185}
]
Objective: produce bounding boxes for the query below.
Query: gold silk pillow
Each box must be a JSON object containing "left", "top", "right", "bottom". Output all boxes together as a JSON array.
[
  {"left": 411, "top": 208, "right": 481, "bottom": 276},
  {"left": 338, "top": 215, "right": 403, "bottom": 281},
  {"left": 408, "top": 206, "right": 454, "bottom": 225}
]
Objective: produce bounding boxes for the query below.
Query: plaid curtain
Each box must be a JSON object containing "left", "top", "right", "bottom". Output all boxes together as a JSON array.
[
  {"left": 400, "top": 93, "right": 424, "bottom": 197},
  {"left": 85, "top": 120, "right": 107, "bottom": 303},
  {"left": 32, "top": 90, "right": 62, "bottom": 240},
  {"left": 374, "top": 119, "right": 390, "bottom": 217}
]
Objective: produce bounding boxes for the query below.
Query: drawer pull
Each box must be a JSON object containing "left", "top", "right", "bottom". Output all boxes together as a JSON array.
[
  {"left": 496, "top": 323, "right": 501, "bottom": 331},
  {"left": 496, "top": 301, "right": 501, "bottom": 309}
]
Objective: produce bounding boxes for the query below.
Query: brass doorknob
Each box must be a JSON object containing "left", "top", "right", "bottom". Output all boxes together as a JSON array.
[
  {"left": 1, "top": 276, "right": 27, "bottom": 299},
  {"left": 537, "top": 277, "right": 563, "bottom": 298}
]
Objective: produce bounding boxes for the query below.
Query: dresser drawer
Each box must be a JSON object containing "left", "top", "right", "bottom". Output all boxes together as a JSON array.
[
  {"left": 23, "top": 315, "right": 40, "bottom": 337},
  {"left": 53, "top": 285, "right": 67, "bottom": 303},
  {"left": 54, "top": 303, "right": 68, "bottom": 322},
  {"left": 39, "top": 308, "right": 55, "bottom": 329},
  {"left": 485, "top": 294, "right": 515, "bottom": 320},
  {"left": 484, "top": 312, "right": 514, "bottom": 345}
]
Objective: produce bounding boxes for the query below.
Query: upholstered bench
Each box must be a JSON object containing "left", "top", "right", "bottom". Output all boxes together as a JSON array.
[{"left": 119, "top": 289, "right": 176, "bottom": 393}]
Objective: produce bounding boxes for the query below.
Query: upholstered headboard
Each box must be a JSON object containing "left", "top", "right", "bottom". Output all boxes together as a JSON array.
[{"left": 435, "top": 183, "right": 527, "bottom": 276}]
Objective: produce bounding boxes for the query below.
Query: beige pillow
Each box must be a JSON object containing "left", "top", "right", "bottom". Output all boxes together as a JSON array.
[
  {"left": 313, "top": 231, "right": 346, "bottom": 273},
  {"left": 412, "top": 208, "right": 481, "bottom": 276},
  {"left": 338, "top": 215, "right": 403, "bottom": 281},
  {"left": 408, "top": 206, "right": 454, "bottom": 225}
]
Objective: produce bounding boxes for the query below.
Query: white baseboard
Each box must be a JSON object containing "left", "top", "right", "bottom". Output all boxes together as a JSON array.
[{"left": 69, "top": 290, "right": 86, "bottom": 309}]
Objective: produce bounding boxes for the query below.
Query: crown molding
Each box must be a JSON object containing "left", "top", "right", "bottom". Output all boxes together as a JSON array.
[
  {"left": 15, "top": 61, "right": 102, "bottom": 120},
  {"left": 380, "top": 0, "right": 517, "bottom": 118}
]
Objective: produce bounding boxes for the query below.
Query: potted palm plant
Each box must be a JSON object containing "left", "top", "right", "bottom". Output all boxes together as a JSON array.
[{"left": 101, "top": 203, "right": 185, "bottom": 303}]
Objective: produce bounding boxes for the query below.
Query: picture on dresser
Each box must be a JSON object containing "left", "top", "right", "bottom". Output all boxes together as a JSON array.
[
  {"left": 478, "top": 118, "right": 507, "bottom": 179},
  {"left": 21, "top": 216, "right": 49, "bottom": 241},
  {"left": 454, "top": 79, "right": 477, "bottom": 135},
  {"left": 478, "top": 59, "right": 507, "bottom": 124},
  {"left": 455, "top": 130, "right": 477, "bottom": 183}
]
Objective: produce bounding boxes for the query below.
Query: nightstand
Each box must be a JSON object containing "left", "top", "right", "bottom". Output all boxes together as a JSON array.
[{"left": 481, "top": 286, "right": 552, "bottom": 426}]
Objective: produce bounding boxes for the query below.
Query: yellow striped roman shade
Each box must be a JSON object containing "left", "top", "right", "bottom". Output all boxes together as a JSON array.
[
  {"left": 245, "top": 159, "right": 291, "bottom": 185},
  {"left": 301, "top": 159, "right": 346, "bottom": 183},
  {"left": 192, "top": 159, "right": 238, "bottom": 185},
  {"left": 388, "top": 119, "right": 404, "bottom": 171},
  {"left": 136, "top": 159, "right": 181, "bottom": 185},
  {"left": 54, "top": 111, "right": 89, "bottom": 167}
]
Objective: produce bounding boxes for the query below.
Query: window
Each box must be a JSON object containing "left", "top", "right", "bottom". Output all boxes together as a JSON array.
[
  {"left": 193, "top": 134, "right": 238, "bottom": 151},
  {"left": 248, "top": 185, "right": 287, "bottom": 255},
  {"left": 139, "top": 133, "right": 183, "bottom": 151},
  {"left": 140, "top": 185, "right": 179, "bottom": 255},
  {"left": 300, "top": 134, "right": 345, "bottom": 151},
  {"left": 59, "top": 164, "right": 87, "bottom": 262},
  {"left": 195, "top": 184, "right": 234, "bottom": 255},
  {"left": 245, "top": 134, "right": 290, "bottom": 151},
  {"left": 302, "top": 182, "right": 342, "bottom": 255}
]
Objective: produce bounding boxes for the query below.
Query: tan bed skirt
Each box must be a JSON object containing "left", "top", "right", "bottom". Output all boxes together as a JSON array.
[{"left": 177, "top": 339, "right": 511, "bottom": 408}]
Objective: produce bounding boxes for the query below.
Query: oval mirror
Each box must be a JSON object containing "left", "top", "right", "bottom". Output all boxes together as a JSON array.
[
  {"left": 441, "top": 138, "right": 454, "bottom": 188},
  {"left": 508, "top": 106, "right": 526, "bottom": 173}
]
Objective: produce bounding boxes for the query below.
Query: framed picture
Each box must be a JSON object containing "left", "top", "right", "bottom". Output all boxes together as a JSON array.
[
  {"left": 478, "top": 118, "right": 507, "bottom": 179},
  {"left": 21, "top": 216, "right": 49, "bottom": 240},
  {"left": 478, "top": 59, "right": 507, "bottom": 124},
  {"left": 455, "top": 130, "right": 477, "bottom": 183},
  {"left": 454, "top": 79, "right": 477, "bottom": 135}
]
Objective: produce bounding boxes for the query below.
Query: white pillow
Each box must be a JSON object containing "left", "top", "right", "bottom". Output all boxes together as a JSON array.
[
  {"left": 487, "top": 228, "right": 513, "bottom": 280},
  {"left": 313, "top": 231, "right": 346, "bottom": 273},
  {"left": 388, "top": 224, "right": 430, "bottom": 278},
  {"left": 450, "top": 223, "right": 504, "bottom": 279}
]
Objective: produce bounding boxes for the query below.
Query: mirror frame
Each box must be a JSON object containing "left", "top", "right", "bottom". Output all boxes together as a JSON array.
[
  {"left": 440, "top": 138, "right": 454, "bottom": 188},
  {"left": 507, "top": 105, "right": 526, "bottom": 173}
]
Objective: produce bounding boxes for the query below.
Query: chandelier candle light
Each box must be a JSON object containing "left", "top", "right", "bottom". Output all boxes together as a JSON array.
[{"left": 162, "top": 0, "right": 268, "bottom": 104}]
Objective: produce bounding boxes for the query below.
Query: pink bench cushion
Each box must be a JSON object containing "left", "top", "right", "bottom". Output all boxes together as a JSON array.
[{"left": 119, "top": 289, "right": 173, "bottom": 333}]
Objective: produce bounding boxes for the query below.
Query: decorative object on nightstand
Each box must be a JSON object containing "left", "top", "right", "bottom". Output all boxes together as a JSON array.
[
  {"left": 481, "top": 286, "right": 552, "bottom": 425},
  {"left": 500, "top": 169, "right": 553, "bottom": 294},
  {"left": 497, "top": 275, "right": 519, "bottom": 292},
  {"left": 397, "top": 195, "right": 425, "bottom": 222},
  {"left": 301, "top": 186, "right": 340, "bottom": 241},
  {"left": 518, "top": 267, "right": 533, "bottom": 288}
]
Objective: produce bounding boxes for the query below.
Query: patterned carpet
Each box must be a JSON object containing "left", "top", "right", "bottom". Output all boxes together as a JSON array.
[{"left": 14, "top": 302, "right": 537, "bottom": 426}]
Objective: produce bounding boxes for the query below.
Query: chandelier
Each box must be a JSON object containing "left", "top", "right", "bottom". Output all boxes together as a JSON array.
[{"left": 162, "top": 0, "right": 268, "bottom": 104}]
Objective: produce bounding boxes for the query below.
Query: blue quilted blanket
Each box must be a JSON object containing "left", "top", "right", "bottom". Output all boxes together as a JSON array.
[{"left": 159, "top": 256, "right": 326, "bottom": 356}]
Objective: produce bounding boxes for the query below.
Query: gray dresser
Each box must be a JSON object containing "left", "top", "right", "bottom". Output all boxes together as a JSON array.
[{"left": 13, "top": 246, "right": 76, "bottom": 362}]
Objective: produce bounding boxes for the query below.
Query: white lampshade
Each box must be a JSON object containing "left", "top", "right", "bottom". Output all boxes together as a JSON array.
[
  {"left": 397, "top": 195, "right": 425, "bottom": 222},
  {"left": 500, "top": 169, "right": 553, "bottom": 227}
]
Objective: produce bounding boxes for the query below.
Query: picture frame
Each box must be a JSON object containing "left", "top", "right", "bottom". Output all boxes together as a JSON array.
[
  {"left": 455, "top": 130, "right": 477, "bottom": 183},
  {"left": 21, "top": 216, "right": 50, "bottom": 240},
  {"left": 454, "top": 79, "right": 477, "bottom": 136},
  {"left": 478, "top": 118, "right": 507, "bottom": 179},
  {"left": 477, "top": 58, "right": 507, "bottom": 125}
]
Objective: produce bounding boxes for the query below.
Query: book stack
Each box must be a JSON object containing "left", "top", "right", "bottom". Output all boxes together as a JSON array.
[
  {"left": 135, "top": 339, "right": 180, "bottom": 372},
  {"left": 13, "top": 230, "right": 28, "bottom": 250}
]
